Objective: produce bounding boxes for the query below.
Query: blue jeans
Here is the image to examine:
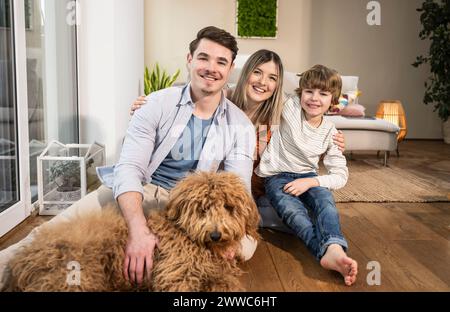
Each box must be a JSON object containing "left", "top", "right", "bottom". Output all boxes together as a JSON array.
[{"left": 265, "top": 172, "right": 348, "bottom": 261}]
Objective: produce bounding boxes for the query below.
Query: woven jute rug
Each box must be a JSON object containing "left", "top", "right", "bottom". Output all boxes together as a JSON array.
[{"left": 329, "top": 158, "right": 450, "bottom": 203}]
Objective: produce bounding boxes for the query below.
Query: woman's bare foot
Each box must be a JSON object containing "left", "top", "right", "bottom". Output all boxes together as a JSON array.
[{"left": 320, "top": 244, "right": 358, "bottom": 286}]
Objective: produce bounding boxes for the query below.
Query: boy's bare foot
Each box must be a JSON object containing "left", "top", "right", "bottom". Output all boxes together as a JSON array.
[{"left": 320, "top": 244, "right": 358, "bottom": 286}]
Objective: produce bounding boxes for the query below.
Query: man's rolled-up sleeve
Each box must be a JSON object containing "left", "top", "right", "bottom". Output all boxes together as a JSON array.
[{"left": 113, "top": 93, "right": 161, "bottom": 200}]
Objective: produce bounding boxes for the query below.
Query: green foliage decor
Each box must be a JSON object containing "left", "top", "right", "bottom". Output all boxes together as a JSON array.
[
  {"left": 144, "top": 63, "right": 180, "bottom": 95},
  {"left": 413, "top": 0, "right": 450, "bottom": 122},
  {"left": 237, "top": 0, "right": 277, "bottom": 38}
]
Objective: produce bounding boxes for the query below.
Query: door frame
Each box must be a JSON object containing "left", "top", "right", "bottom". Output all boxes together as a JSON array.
[{"left": 0, "top": 0, "right": 32, "bottom": 237}]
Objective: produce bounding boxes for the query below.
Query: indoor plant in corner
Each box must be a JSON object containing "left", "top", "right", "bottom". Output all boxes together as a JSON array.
[
  {"left": 144, "top": 63, "right": 180, "bottom": 95},
  {"left": 413, "top": 0, "right": 450, "bottom": 143}
]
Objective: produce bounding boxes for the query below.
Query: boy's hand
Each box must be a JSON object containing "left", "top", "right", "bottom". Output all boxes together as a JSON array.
[{"left": 283, "top": 178, "right": 320, "bottom": 196}]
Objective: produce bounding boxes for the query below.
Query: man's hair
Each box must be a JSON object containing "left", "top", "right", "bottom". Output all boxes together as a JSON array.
[
  {"left": 189, "top": 26, "right": 238, "bottom": 62},
  {"left": 296, "top": 64, "right": 342, "bottom": 105}
]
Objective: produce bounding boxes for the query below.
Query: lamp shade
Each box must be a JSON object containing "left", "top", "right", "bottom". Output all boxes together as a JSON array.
[{"left": 376, "top": 100, "right": 407, "bottom": 142}]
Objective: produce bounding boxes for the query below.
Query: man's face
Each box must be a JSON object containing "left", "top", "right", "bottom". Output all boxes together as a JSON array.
[{"left": 187, "top": 39, "right": 234, "bottom": 97}]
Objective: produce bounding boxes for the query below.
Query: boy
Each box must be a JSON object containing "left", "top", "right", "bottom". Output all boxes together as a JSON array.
[{"left": 255, "top": 65, "right": 358, "bottom": 286}]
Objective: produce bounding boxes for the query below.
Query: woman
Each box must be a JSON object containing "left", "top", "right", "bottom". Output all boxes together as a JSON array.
[{"left": 131, "top": 50, "right": 345, "bottom": 225}]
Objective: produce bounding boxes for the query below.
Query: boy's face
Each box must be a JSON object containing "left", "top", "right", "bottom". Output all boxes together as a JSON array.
[
  {"left": 300, "top": 88, "right": 333, "bottom": 119},
  {"left": 187, "top": 38, "right": 234, "bottom": 98}
]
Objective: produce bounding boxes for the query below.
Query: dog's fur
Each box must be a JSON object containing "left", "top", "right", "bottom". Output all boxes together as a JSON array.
[{"left": 4, "top": 172, "right": 260, "bottom": 291}]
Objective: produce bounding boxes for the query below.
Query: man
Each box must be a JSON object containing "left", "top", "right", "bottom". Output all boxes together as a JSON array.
[
  {"left": 113, "top": 26, "right": 256, "bottom": 285},
  {"left": 0, "top": 26, "right": 256, "bottom": 289}
]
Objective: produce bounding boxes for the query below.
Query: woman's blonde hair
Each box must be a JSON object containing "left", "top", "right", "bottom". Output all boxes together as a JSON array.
[
  {"left": 296, "top": 64, "right": 342, "bottom": 105},
  {"left": 231, "top": 50, "right": 284, "bottom": 127}
]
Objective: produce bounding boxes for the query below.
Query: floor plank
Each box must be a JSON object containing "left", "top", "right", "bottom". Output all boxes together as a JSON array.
[
  {"left": 396, "top": 203, "right": 450, "bottom": 241},
  {"left": 239, "top": 236, "right": 285, "bottom": 292},
  {"left": 342, "top": 204, "right": 449, "bottom": 291},
  {"left": 262, "top": 230, "right": 328, "bottom": 291},
  {"left": 0, "top": 212, "right": 52, "bottom": 251},
  {"left": 395, "top": 239, "right": 450, "bottom": 287},
  {"left": 352, "top": 203, "right": 443, "bottom": 241}
]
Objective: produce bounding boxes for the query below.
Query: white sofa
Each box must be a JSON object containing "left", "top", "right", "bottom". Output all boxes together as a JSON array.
[{"left": 324, "top": 115, "right": 399, "bottom": 166}]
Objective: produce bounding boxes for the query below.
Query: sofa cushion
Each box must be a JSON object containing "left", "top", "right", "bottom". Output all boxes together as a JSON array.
[
  {"left": 339, "top": 104, "right": 366, "bottom": 117},
  {"left": 324, "top": 115, "right": 400, "bottom": 133}
]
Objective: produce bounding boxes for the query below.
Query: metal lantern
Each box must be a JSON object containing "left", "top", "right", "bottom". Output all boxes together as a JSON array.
[{"left": 376, "top": 100, "right": 407, "bottom": 156}]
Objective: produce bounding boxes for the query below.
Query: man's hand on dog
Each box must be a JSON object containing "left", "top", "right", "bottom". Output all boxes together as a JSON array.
[{"left": 123, "top": 225, "right": 159, "bottom": 286}]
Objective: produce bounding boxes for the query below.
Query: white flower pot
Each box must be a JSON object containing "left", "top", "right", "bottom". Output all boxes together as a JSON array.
[{"left": 443, "top": 119, "right": 450, "bottom": 144}]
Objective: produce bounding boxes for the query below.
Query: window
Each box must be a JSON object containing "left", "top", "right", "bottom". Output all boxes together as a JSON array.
[
  {"left": 0, "top": 0, "right": 19, "bottom": 213},
  {"left": 25, "top": 0, "right": 79, "bottom": 202}
]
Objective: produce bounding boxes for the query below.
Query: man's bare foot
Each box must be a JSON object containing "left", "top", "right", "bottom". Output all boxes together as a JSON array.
[{"left": 320, "top": 244, "right": 358, "bottom": 286}]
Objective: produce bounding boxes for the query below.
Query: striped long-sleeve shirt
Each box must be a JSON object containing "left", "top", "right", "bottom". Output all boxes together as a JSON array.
[{"left": 255, "top": 95, "right": 348, "bottom": 190}]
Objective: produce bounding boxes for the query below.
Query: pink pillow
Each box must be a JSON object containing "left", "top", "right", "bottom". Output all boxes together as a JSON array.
[{"left": 339, "top": 104, "right": 366, "bottom": 117}]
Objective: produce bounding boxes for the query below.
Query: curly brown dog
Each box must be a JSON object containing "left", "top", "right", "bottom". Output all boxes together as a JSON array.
[{"left": 4, "top": 172, "right": 260, "bottom": 291}]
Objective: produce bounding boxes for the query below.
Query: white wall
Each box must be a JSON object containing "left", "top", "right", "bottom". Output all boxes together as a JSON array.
[
  {"left": 144, "top": 0, "right": 441, "bottom": 139},
  {"left": 306, "top": 0, "right": 440, "bottom": 139},
  {"left": 144, "top": 0, "right": 310, "bottom": 82},
  {"left": 78, "top": 0, "right": 144, "bottom": 164}
]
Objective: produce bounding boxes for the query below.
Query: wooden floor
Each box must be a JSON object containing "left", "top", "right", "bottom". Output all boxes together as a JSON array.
[
  {"left": 1, "top": 140, "right": 449, "bottom": 291},
  {"left": 240, "top": 140, "right": 450, "bottom": 291}
]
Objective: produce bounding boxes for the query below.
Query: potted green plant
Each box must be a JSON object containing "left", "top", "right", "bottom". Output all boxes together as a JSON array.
[
  {"left": 38, "top": 141, "right": 105, "bottom": 215},
  {"left": 49, "top": 158, "right": 94, "bottom": 192},
  {"left": 144, "top": 63, "right": 180, "bottom": 95},
  {"left": 413, "top": 0, "right": 450, "bottom": 143}
]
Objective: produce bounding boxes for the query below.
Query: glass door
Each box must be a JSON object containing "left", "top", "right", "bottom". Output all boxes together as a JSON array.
[
  {"left": 26, "top": 0, "right": 79, "bottom": 203},
  {"left": 0, "top": 0, "right": 19, "bottom": 213},
  {"left": 0, "top": 0, "right": 32, "bottom": 237},
  {"left": 0, "top": 0, "right": 79, "bottom": 237}
]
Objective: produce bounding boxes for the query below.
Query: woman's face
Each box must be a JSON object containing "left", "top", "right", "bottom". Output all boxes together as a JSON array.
[{"left": 245, "top": 61, "right": 279, "bottom": 106}]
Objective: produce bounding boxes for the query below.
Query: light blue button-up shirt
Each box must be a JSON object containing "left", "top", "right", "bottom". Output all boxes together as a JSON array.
[{"left": 97, "top": 84, "right": 256, "bottom": 199}]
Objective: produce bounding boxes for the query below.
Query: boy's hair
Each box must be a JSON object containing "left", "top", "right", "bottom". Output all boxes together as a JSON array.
[
  {"left": 231, "top": 49, "right": 284, "bottom": 127},
  {"left": 189, "top": 26, "right": 238, "bottom": 62},
  {"left": 296, "top": 64, "right": 342, "bottom": 105}
]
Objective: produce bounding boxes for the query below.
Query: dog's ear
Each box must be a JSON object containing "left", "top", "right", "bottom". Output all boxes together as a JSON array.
[
  {"left": 165, "top": 179, "right": 186, "bottom": 220},
  {"left": 165, "top": 178, "right": 201, "bottom": 222},
  {"left": 165, "top": 199, "right": 180, "bottom": 221},
  {"left": 165, "top": 191, "right": 186, "bottom": 221}
]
